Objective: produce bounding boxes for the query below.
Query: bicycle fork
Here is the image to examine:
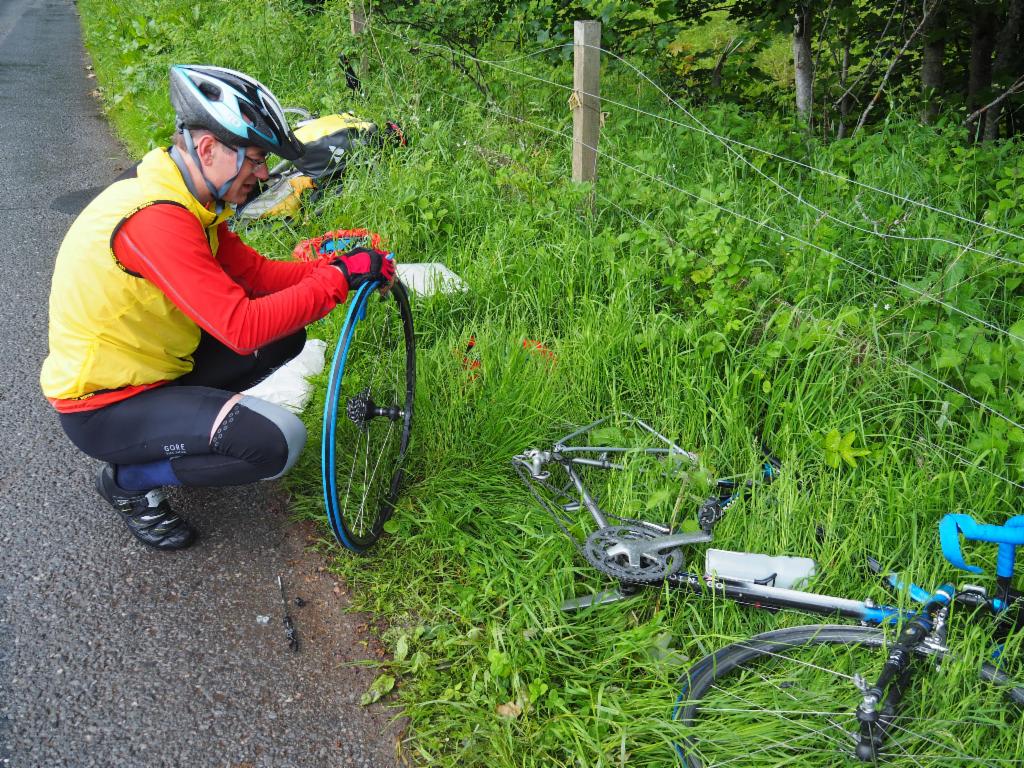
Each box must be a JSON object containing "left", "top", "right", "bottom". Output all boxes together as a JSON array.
[{"left": 853, "top": 585, "right": 954, "bottom": 762}]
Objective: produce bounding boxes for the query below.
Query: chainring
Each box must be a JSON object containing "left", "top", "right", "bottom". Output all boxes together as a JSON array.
[{"left": 582, "top": 525, "right": 684, "bottom": 583}]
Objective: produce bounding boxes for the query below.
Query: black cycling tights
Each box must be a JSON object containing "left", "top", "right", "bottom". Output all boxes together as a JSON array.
[{"left": 60, "top": 330, "right": 308, "bottom": 487}]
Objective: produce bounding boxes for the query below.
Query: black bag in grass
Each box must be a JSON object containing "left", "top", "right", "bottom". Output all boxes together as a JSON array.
[{"left": 236, "top": 112, "right": 407, "bottom": 220}]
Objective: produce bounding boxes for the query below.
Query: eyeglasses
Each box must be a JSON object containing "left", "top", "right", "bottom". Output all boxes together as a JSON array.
[{"left": 220, "top": 141, "right": 268, "bottom": 172}]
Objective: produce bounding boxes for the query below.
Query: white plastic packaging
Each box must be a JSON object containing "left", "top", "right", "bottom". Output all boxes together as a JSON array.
[
  {"left": 242, "top": 338, "right": 327, "bottom": 413},
  {"left": 705, "top": 548, "right": 817, "bottom": 590},
  {"left": 395, "top": 262, "right": 467, "bottom": 296}
]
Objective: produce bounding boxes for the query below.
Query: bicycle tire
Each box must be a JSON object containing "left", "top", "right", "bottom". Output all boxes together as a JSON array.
[
  {"left": 322, "top": 279, "right": 415, "bottom": 552},
  {"left": 673, "top": 623, "right": 1023, "bottom": 767}
]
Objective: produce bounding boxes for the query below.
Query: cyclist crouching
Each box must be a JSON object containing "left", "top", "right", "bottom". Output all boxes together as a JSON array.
[{"left": 39, "top": 65, "right": 395, "bottom": 550}]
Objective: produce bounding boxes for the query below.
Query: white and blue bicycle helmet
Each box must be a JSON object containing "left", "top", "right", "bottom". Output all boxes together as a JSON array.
[
  {"left": 170, "top": 64, "right": 303, "bottom": 159},
  {"left": 169, "top": 65, "right": 304, "bottom": 206}
]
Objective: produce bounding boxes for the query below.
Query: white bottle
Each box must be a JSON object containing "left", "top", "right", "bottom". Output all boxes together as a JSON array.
[{"left": 705, "top": 548, "right": 817, "bottom": 590}]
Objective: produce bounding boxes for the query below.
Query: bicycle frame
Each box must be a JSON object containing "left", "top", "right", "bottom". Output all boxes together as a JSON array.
[
  {"left": 514, "top": 416, "right": 1024, "bottom": 631},
  {"left": 516, "top": 415, "right": 1024, "bottom": 762}
]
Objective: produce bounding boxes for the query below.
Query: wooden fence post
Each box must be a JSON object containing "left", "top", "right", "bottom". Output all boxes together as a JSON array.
[
  {"left": 350, "top": 1, "right": 367, "bottom": 34},
  {"left": 572, "top": 20, "right": 601, "bottom": 183},
  {"left": 350, "top": 2, "right": 369, "bottom": 80}
]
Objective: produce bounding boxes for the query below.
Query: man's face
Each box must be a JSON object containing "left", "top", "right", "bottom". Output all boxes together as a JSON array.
[{"left": 208, "top": 141, "right": 270, "bottom": 206}]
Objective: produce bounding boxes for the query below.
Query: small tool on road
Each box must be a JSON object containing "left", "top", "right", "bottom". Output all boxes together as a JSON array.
[{"left": 277, "top": 574, "right": 299, "bottom": 652}]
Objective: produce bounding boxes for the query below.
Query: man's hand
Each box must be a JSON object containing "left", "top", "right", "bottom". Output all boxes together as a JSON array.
[{"left": 331, "top": 246, "right": 396, "bottom": 291}]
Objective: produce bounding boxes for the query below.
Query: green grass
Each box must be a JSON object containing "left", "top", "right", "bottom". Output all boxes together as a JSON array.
[{"left": 77, "top": 1, "right": 1024, "bottom": 765}]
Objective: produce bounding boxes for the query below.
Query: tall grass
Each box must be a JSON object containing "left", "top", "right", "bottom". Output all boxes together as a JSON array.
[{"left": 77, "top": 1, "right": 1024, "bottom": 764}]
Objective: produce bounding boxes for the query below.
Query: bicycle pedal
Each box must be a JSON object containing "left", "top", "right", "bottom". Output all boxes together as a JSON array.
[{"left": 561, "top": 588, "right": 635, "bottom": 612}]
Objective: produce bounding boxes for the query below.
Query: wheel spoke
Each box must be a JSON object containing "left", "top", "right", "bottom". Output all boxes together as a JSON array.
[
  {"left": 675, "top": 626, "right": 1021, "bottom": 768},
  {"left": 686, "top": 687, "right": 855, "bottom": 764}
]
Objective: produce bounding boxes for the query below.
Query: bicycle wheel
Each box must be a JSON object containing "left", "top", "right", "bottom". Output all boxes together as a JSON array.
[
  {"left": 673, "top": 624, "right": 1023, "bottom": 767},
  {"left": 322, "top": 279, "right": 415, "bottom": 552}
]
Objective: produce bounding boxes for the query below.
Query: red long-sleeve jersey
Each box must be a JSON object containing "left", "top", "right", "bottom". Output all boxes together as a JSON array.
[
  {"left": 116, "top": 204, "right": 347, "bottom": 354},
  {"left": 50, "top": 203, "right": 347, "bottom": 412}
]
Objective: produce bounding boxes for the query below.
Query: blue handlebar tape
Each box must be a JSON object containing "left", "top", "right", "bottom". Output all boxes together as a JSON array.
[
  {"left": 997, "top": 517, "right": 1024, "bottom": 579},
  {"left": 939, "top": 513, "right": 1024, "bottom": 577},
  {"left": 933, "top": 583, "right": 955, "bottom": 605}
]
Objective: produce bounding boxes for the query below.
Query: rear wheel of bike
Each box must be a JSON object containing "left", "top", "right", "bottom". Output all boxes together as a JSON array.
[
  {"left": 673, "top": 623, "right": 1022, "bottom": 767},
  {"left": 322, "top": 280, "right": 415, "bottom": 552}
]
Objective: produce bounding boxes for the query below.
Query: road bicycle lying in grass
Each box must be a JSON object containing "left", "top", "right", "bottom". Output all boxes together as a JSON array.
[
  {"left": 318, "top": 233, "right": 415, "bottom": 553},
  {"left": 514, "top": 416, "right": 1024, "bottom": 766}
]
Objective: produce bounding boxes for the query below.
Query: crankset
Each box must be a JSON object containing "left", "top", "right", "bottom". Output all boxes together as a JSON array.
[{"left": 583, "top": 525, "right": 686, "bottom": 583}]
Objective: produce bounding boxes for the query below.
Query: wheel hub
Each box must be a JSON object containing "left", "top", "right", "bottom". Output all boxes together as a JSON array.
[{"left": 346, "top": 387, "right": 404, "bottom": 429}]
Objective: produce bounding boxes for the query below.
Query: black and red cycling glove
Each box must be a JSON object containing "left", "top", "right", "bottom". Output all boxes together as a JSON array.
[{"left": 330, "top": 246, "right": 396, "bottom": 291}]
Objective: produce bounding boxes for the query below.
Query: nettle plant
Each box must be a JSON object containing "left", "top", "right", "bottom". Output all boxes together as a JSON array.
[
  {"left": 657, "top": 202, "right": 780, "bottom": 359},
  {"left": 909, "top": 166, "right": 1024, "bottom": 478}
]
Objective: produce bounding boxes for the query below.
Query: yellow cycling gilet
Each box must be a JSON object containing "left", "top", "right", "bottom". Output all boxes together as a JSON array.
[{"left": 40, "top": 148, "right": 233, "bottom": 404}]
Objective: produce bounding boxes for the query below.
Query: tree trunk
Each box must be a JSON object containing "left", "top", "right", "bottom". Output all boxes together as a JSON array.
[
  {"left": 968, "top": 5, "right": 998, "bottom": 142},
  {"left": 793, "top": 4, "right": 814, "bottom": 127},
  {"left": 837, "top": 32, "right": 852, "bottom": 138},
  {"left": 710, "top": 37, "right": 736, "bottom": 91},
  {"left": 1017, "top": 29, "right": 1024, "bottom": 135},
  {"left": 920, "top": 4, "right": 945, "bottom": 124},
  {"left": 983, "top": 0, "right": 1024, "bottom": 140},
  {"left": 853, "top": 3, "right": 938, "bottom": 136}
]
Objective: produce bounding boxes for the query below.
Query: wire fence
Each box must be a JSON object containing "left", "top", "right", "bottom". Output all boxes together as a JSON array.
[
  {"left": 348, "top": 15, "right": 1024, "bottom": 497},
  {"left": 371, "top": 23, "right": 1024, "bottom": 249}
]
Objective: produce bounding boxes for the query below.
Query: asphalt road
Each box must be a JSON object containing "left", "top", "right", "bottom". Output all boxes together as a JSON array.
[{"left": 0, "top": 2, "right": 400, "bottom": 765}]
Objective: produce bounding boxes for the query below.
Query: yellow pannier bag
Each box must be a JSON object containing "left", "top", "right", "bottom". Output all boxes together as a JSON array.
[{"left": 236, "top": 112, "right": 406, "bottom": 220}]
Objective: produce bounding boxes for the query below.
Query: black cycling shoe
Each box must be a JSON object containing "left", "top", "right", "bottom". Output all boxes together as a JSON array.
[{"left": 95, "top": 465, "right": 197, "bottom": 550}]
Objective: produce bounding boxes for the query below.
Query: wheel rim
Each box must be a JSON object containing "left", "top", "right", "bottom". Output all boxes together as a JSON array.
[
  {"left": 322, "top": 280, "right": 415, "bottom": 551},
  {"left": 674, "top": 626, "right": 1022, "bottom": 767}
]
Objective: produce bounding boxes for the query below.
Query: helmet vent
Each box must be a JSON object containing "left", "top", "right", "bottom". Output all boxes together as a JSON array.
[{"left": 197, "top": 81, "right": 221, "bottom": 100}]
